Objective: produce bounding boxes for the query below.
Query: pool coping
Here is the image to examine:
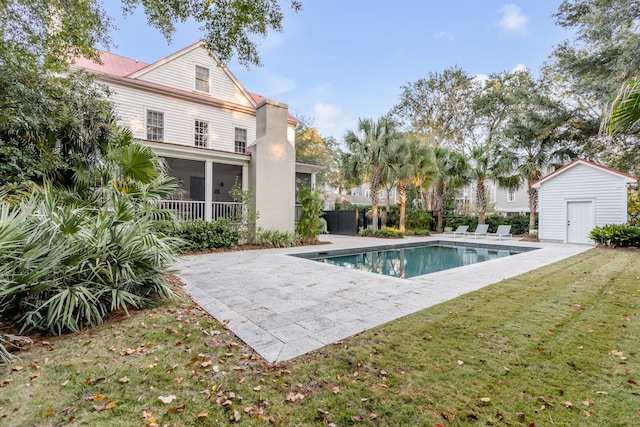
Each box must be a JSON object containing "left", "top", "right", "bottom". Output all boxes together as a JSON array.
[
  {"left": 291, "top": 239, "right": 539, "bottom": 259},
  {"left": 176, "top": 235, "right": 592, "bottom": 363}
]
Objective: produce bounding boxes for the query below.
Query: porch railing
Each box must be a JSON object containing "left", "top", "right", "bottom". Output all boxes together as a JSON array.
[
  {"left": 160, "top": 200, "right": 206, "bottom": 221},
  {"left": 212, "top": 202, "right": 243, "bottom": 221},
  {"left": 159, "top": 200, "right": 243, "bottom": 221}
]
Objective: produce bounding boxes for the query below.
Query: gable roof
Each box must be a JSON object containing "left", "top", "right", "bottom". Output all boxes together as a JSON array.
[
  {"left": 531, "top": 158, "right": 638, "bottom": 188},
  {"left": 71, "top": 42, "right": 297, "bottom": 124},
  {"left": 72, "top": 51, "right": 149, "bottom": 77}
]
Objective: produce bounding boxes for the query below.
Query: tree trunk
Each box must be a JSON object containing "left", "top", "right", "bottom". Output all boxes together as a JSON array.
[
  {"left": 370, "top": 173, "right": 381, "bottom": 230},
  {"left": 528, "top": 184, "right": 538, "bottom": 233},
  {"left": 476, "top": 178, "right": 486, "bottom": 224},
  {"left": 399, "top": 182, "right": 407, "bottom": 232}
]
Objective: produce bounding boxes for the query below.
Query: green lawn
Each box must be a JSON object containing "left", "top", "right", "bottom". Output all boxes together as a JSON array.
[{"left": 1, "top": 248, "right": 639, "bottom": 426}]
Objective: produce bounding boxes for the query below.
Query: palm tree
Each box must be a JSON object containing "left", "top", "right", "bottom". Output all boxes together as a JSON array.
[
  {"left": 431, "top": 147, "right": 469, "bottom": 231},
  {"left": 604, "top": 78, "right": 640, "bottom": 135},
  {"left": 389, "top": 136, "right": 436, "bottom": 232},
  {"left": 468, "top": 145, "right": 492, "bottom": 224},
  {"left": 494, "top": 119, "right": 574, "bottom": 232},
  {"left": 342, "top": 117, "right": 398, "bottom": 230}
]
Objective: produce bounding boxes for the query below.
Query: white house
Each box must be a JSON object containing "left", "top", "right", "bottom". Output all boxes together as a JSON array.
[
  {"left": 531, "top": 159, "right": 638, "bottom": 244},
  {"left": 72, "top": 41, "right": 321, "bottom": 232}
]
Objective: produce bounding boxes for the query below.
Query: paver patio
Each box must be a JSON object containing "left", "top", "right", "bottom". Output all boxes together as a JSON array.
[{"left": 176, "top": 235, "right": 591, "bottom": 362}]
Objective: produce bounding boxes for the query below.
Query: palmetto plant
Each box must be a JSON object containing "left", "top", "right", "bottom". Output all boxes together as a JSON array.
[
  {"left": 389, "top": 136, "right": 436, "bottom": 232},
  {"left": 342, "top": 117, "right": 398, "bottom": 230},
  {"left": 0, "top": 139, "right": 181, "bottom": 346}
]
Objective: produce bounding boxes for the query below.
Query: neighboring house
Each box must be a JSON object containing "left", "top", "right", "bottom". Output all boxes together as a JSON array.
[
  {"left": 531, "top": 158, "right": 638, "bottom": 244},
  {"left": 72, "top": 41, "right": 321, "bottom": 232},
  {"left": 493, "top": 183, "right": 531, "bottom": 215},
  {"left": 460, "top": 181, "right": 533, "bottom": 216}
]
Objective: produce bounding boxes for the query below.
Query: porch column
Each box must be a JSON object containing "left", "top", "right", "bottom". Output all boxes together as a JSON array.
[
  {"left": 311, "top": 172, "right": 317, "bottom": 189},
  {"left": 205, "top": 160, "right": 213, "bottom": 221},
  {"left": 242, "top": 164, "right": 249, "bottom": 191}
]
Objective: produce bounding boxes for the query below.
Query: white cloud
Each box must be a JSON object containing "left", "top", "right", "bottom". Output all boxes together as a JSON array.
[
  {"left": 253, "top": 70, "right": 297, "bottom": 96},
  {"left": 312, "top": 102, "right": 356, "bottom": 140},
  {"left": 434, "top": 30, "right": 456, "bottom": 41},
  {"left": 511, "top": 63, "right": 528, "bottom": 73},
  {"left": 498, "top": 4, "right": 529, "bottom": 36},
  {"left": 473, "top": 74, "right": 490, "bottom": 85},
  {"left": 313, "top": 103, "right": 343, "bottom": 131}
]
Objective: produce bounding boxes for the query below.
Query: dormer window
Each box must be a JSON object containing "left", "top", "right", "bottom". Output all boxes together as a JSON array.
[{"left": 195, "top": 65, "right": 209, "bottom": 92}]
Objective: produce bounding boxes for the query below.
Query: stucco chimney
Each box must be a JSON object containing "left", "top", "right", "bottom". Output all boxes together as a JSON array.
[{"left": 249, "top": 99, "right": 295, "bottom": 233}]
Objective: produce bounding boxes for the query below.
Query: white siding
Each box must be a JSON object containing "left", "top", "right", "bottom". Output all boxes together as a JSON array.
[
  {"left": 135, "top": 48, "right": 253, "bottom": 107},
  {"left": 537, "top": 163, "right": 629, "bottom": 242},
  {"left": 104, "top": 80, "right": 256, "bottom": 151},
  {"left": 495, "top": 185, "right": 531, "bottom": 213}
]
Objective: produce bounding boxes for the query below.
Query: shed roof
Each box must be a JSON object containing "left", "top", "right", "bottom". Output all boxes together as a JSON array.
[{"left": 531, "top": 158, "right": 638, "bottom": 189}]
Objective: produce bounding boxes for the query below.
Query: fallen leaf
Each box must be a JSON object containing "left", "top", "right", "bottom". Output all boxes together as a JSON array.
[
  {"left": 596, "top": 391, "right": 608, "bottom": 395},
  {"left": 548, "top": 330, "right": 555, "bottom": 335},
  {"left": 118, "top": 377, "right": 129, "bottom": 383},
  {"left": 352, "top": 415, "right": 364, "bottom": 422},
  {"left": 563, "top": 401, "right": 573, "bottom": 408},
  {"left": 0, "top": 379, "right": 14, "bottom": 387},
  {"left": 198, "top": 409, "right": 209, "bottom": 418},
  {"left": 93, "top": 394, "right": 106, "bottom": 402},
  {"left": 158, "top": 395, "right": 177, "bottom": 404},
  {"left": 12, "top": 366, "right": 24, "bottom": 372},
  {"left": 332, "top": 386, "right": 340, "bottom": 394},
  {"left": 230, "top": 409, "right": 241, "bottom": 422},
  {"left": 480, "top": 397, "right": 490, "bottom": 403},
  {"left": 285, "top": 392, "right": 305, "bottom": 402},
  {"left": 105, "top": 400, "right": 115, "bottom": 410},
  {"left": 253, "top": 386, "right": 261, "bottom": 392},
  {"left": 369, "top": 413, "right": 378, "bottom": 420},
  {"left": 457, "top": 360, "right": 464, "bottom": 366}
]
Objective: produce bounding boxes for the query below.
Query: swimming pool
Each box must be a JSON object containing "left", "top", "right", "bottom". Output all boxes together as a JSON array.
[{"left": 294, "top": 241, "right": 535, "bottom": 279}]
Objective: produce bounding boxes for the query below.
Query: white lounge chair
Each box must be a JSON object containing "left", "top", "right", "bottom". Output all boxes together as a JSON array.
[
  {"left": 445, "top": 225, "right": 469, "bottom": 237},
  {"left": 491, "top": 225, "right": 512, "bottom": 240},
  {"left": 469, "top": 224, "right": 490, "bottom": 239}
]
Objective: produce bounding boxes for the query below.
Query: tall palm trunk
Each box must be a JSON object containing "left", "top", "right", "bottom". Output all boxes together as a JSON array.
[
  {"left": 434, "top": 179, "right": 446, "bottom": 231},
  {"left": 528, "top": 184, "right": 538, "bottom": 232},
  {"left": 398, "top": 181, "right": 407, "bottom": 232},
  {"left": 476, "top": 178, "right": 486, "bottom": 224},
  {"left": 369, "top": 172, "right": 381, "bottom": 230}
]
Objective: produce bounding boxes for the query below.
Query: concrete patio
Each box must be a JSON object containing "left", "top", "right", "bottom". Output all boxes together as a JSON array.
[{"left": 175, "top": 235, "right": 592, "bottom": 363}]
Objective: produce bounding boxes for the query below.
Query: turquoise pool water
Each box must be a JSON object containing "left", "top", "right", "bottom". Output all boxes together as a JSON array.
[{"left": 306, "top": 244, "right": 523, "bottom": 279}]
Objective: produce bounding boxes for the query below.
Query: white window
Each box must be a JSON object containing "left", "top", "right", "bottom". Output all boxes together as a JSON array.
[
  {"left": 195, "top": 65, "right": 209, "bottom": 92},
  {"left": 146, "top": 110, "right": 163, "bottom": 141},
  {"left": 194, "top": 120, "right": 208, "bottom": 147},
  {"left": 507, "top": 189, "right": 515, "bottom": 202},
  {"left": 234, "top": 127, "right": 247, "bottom": 153}
]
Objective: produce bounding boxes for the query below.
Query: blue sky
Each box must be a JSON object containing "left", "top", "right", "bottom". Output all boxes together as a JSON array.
[{"left": 102, "top": 1, "right": 570, "bottom": 142}]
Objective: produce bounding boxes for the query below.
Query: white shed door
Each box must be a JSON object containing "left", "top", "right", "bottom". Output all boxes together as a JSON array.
[{"left": 567, "top": 201, "right": 594, "bottom": 244}]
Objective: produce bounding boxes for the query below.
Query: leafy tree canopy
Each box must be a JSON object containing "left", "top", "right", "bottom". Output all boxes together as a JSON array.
[
  {"left": 1, "top": 0, "right": 302, "bottom": 68},
  {"left": 294, "top": 115, "right": 342, "bottom": 188},
  {"left": 546, "top": 0, "right": 640, "bottom": 171}
]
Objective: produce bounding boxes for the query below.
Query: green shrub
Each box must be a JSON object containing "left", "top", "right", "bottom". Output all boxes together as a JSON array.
[
  {"left": 296, "top": 187, "right": 325, "bottom": 244},
  {"left": 404, "top": 229, "right": 431, "bottom": 236},
  {"left": 359, "top": 228, "right": 404, "bottom": 238},
  {"left": 159, "top": 219, "right": 239, "bottom": 253},
  {"left": 589, "top": 224, "right": 640, "bottom": 247},
  {"left": 405, "top": 209, "right": 432, "bottom": 230},
  {"left": 444, "top": 214, "right": 534, "bottom": 234},
  {"left": 255, "top": 228, "right": 301, "bottom": 248},
  {"left": 0, "top": 191, "right": 178, "bottom": 337}
]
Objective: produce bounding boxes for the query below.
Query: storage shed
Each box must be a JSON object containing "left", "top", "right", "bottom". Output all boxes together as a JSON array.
[{"left": 531, "top": 159, "right": 638, "bottom": 244}]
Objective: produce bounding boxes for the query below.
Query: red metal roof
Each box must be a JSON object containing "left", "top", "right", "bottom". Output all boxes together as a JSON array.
[
  {"left": 73, "top": 46, "right": 297, "bottom": 123},
  {"left": 531, "top": 158, "right": 638, "bottom": 187},
  {"left": 72, "top": 51, "right": 149, "bottom": 77}
]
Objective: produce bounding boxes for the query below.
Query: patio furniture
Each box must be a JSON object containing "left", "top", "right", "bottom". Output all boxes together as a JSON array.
[
  {"left": 444, "top": 225, "right": 469, "bottom": 237},
  {"left": 469, "top": 224, "right": 490, "bottom": 239},
  {"left": 490, "top": 225, "right": 512, "bottom": 240}
]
